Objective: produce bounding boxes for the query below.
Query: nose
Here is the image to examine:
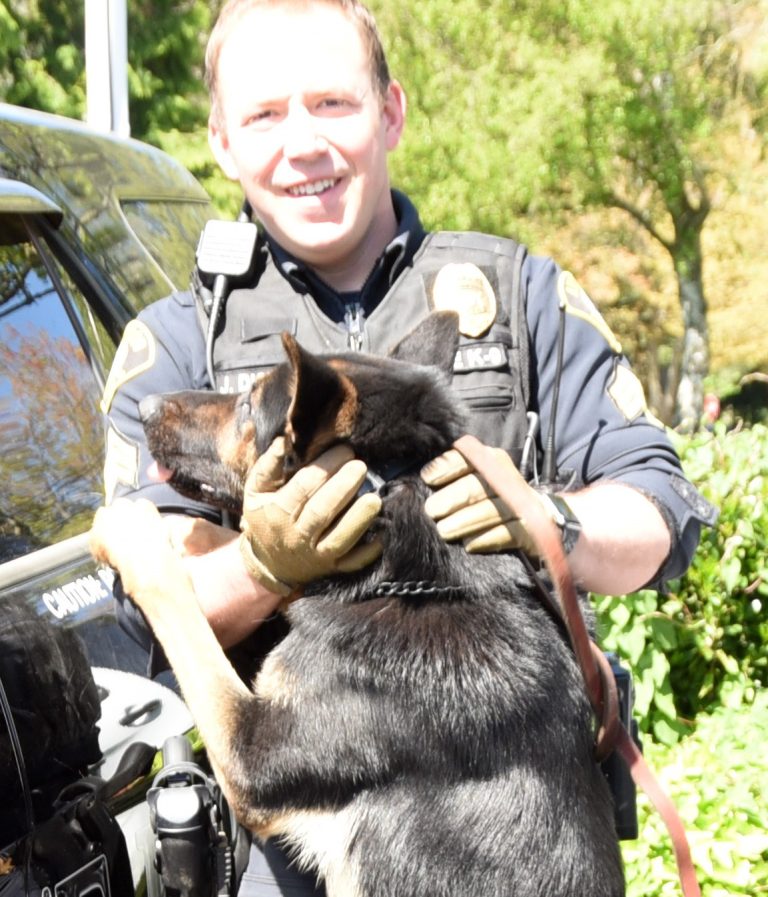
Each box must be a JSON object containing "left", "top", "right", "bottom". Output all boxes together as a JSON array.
[
  {"left": 139, "top": 393, "right": 165, "bottom": 423},
  {"left": 282, "top": 106, "right": 328, "bottom": 159}
]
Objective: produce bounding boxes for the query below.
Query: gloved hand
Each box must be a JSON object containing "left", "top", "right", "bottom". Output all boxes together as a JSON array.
[
  {"left": 239, "top": 437, "right": 382, "bottom": 596},
  {"left": 421, "top": 447, "right": 547, "bottom": 556}
]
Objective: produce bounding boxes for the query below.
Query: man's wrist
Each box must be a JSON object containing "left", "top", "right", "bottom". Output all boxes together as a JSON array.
[
  {"left": 238, "top": 532, "right": 295, "bottom": 597},
  {"left": 536, "top": 491, "right": 582, "bottom": 555}
]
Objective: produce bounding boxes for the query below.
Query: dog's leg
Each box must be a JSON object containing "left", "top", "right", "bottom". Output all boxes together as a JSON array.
[{"left": 90, "top": 500, "right": 259, "bottom": 812}]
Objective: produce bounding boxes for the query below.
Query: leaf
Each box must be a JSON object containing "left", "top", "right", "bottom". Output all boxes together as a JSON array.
[
  {"left": 618, "top": 631, "right": 647, "bottom": 667},
  {"left": 650, "top": 616, "right": 678, "bottom": 651},
  {"left": 652, "top": 716, "right": 684, "bottom": 745},
  {"left": 653, "top": 681, "right": 678, "bottom": 720},
  {"left": 609, "top": 600, "right": 632, "bottom": 629}
]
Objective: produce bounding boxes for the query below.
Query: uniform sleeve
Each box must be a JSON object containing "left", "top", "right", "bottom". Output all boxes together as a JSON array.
[
  {"left": 101, "top": 292, "right": 219, "bottom": 675},
  {"left": 102, "top": 291, "right": 221, "bottom": 520},
  {"left": 524, "top": 255, "right": 717, "bottom": 586}
]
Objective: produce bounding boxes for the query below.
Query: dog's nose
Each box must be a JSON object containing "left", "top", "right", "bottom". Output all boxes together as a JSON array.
[{"left": 139, "top": 393, "right": 164, "bottom": 423}]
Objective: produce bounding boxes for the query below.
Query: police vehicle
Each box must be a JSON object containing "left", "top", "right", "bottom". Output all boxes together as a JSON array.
[{"left": 0, "top": 102, "right": 233, "bottom": 896}]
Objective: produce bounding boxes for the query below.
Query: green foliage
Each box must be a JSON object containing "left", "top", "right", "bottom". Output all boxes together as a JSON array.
[
  {"left": 0, "top": 1, "right": 86, "bottom": 118},
  {"left": 596, "top": 423, "right": 768, "bottom": 744},
  {"left": 621, "top": 692, "right": 768, "bottom": 895},
  {"left": 127, "top": 0, "right": 212, "bottom": 142},
  {"left": 0, "top": 1, "right": 212, "bottom": 143}
]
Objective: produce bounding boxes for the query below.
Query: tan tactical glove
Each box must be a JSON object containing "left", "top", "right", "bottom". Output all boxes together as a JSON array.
[
  {"left": 422, "top": 447, "right": 570, "bottom": 557},
  {"left": 239, "top": 437, "right": 382, "bottom": 596}
]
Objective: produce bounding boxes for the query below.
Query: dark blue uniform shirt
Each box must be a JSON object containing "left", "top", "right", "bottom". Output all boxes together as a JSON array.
[{"left": 104, "top": 191, "right": 714, "bottom": 592}]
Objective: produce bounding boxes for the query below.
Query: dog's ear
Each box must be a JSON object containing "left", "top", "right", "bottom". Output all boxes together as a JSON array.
[
  {"left": 281, "top": 333, "right": 355, "bottom": 463},
  {"left": 387, "top": 311, "right": 459, "bottom": 374}
]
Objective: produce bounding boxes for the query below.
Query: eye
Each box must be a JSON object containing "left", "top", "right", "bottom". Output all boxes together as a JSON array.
[
  {"left": 244, "top": 108, "right": 281, "bottom": 129},
  {"left": 316, "top": 96, "right": 355, "bottom": 115},
  {"left": 235, "top": 392, "right": 252, "bottom": 431}
]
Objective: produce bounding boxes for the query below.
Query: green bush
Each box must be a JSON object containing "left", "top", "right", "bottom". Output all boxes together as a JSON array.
[
  {"left": 595, "top": 423, "right": 768, "bottom": 744},
  {"left": 621, "top": 692, "right": 768, "bottom": 896}
]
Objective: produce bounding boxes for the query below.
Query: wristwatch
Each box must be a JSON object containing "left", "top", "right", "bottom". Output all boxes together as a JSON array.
[{"left": 537, "top": 492, "right": 582, "bottom": 555}]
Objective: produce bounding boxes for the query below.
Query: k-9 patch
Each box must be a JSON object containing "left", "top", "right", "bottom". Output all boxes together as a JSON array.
[{"left": 453, "top": 342, "right": 508, "bottom": 372}]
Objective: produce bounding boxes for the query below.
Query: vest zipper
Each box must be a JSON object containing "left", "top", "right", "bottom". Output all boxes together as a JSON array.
[{"left": 344, "top": 302, "right": 365, "bottom": 351}]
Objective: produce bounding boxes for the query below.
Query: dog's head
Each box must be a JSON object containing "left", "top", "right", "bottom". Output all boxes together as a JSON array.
[{"left": 139, "top": 312, "right": 466, "bottom": 512}]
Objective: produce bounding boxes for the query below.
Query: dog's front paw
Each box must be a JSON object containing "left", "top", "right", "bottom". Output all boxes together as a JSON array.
[{"left": 90, "top": 500, "right": 188, "bottom": 612}]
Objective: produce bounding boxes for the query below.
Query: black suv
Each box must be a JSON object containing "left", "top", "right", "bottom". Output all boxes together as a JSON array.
[{"left": 0, "top": 102, "right": 218, "bottom": 895}]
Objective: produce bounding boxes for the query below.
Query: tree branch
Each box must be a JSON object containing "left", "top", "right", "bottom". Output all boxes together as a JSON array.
[{"left": 608, "top": 192, "right": 674, "bottom": 252}]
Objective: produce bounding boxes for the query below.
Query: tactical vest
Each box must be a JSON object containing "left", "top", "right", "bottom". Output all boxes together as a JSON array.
[{"left": 198, "top": 231, "right": 532, "bottom": 461}]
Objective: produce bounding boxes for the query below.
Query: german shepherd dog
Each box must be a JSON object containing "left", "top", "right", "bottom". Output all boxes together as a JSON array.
[{"left": 91, "top": 312, "right": 625, "bottom": 897}]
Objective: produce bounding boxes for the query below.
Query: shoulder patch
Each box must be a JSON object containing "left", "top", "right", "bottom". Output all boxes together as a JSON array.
[
  {"left": 607, "top": 363, "right": 664, "bottom": 428},
  {"left": 103, "top": 424, "right": 139, "bottom": 504},
  {"left": 557, "top": 271, "right": 622, "bottom": 354},
  {"left": 670, "top": 475, "right": 719, "bottom": 526},
  {"left": 431, "top": 263, "right": 497, "bottom": 338},
  {"left": 100, "top": 319, "right": 157, "bottom": 413}
]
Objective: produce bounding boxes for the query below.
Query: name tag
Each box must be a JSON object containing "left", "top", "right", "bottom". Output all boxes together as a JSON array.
[{"left": 453, "top": 342, "right": 508, "bottom": 373}]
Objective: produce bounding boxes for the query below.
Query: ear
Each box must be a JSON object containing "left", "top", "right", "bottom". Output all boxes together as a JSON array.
[
  {"left": 281, "top": 334, "right": 356, "bottom": 463},
  {"left": 387, "top": 311, "right": 459, "bottom": 374},
  {"left": 383, "top": 79, "right": 407, "bottom": 152},
  {"left": 208, "top": 118, "right": 241, "bottom": 182}
]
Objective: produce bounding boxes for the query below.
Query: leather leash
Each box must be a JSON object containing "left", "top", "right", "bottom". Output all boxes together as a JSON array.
[{"left": 453, "top": 434, "right": 702, "bottom": 897}]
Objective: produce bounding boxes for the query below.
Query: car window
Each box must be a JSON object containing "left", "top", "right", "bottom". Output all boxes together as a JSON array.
[
  {"left": 0, "top": 674, "right": 29, "bottom": 848},
  {"left": 121, "top": 199, "right": 215, "bottom": 294},
  {"left": 0, "top": 239, "right": 104, "bottom": 562}
]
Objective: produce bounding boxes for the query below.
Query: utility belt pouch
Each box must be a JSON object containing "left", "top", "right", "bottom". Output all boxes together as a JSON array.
[{"left": 600, "top": 654, "right": 641, "bottom": 840}]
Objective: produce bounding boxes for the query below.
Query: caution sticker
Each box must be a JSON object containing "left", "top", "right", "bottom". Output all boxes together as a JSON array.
[
  {"left": 557, "top": 271, "right": 622, "bottom": 355},
  {"left": 431, "top": 263, "right": 497, "bottom": 338},
  {"left": 103, "top": 424, "right": 139, "bottom": 504},
  {"left": 100, "top": 319, "right": 157, "bottom": 413}
]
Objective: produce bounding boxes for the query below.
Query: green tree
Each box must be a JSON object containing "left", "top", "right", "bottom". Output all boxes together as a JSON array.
[
  {"left": 0, "top": 1, "right": 86, "bottom": 117},
  {"left": 0, "top": 1, "right": 212, "bottom": 141},
  {"left": 571, "top": 0, "right": 767, "bottom": 430},
  {"left": 374, "top": 0, "right": 767, "bottom": 427}
]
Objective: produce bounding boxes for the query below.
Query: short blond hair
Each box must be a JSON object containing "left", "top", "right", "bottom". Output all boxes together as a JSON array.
[{"left": 206, "top": 0, "right": 392, "bottom": 128}]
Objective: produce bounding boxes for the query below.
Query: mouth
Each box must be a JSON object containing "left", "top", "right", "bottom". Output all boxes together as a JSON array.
[
  {"left": 285, "top": 177, "right": 340, "bottom": 198},
  {"left": 147, "top": 459, "right": 244, "bottom": 513}
]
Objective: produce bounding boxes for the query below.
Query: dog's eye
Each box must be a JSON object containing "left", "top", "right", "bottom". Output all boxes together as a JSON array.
[{"left": 236, "top": 393, "right": 252, "bottom": 430}]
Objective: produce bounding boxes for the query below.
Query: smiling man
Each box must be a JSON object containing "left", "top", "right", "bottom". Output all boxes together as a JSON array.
[
  {"left": 100, "top": 1, "right": 715, "bottom": 894},
  {"left": 207, "top": 1, "right": 406, "bottom": 289}
]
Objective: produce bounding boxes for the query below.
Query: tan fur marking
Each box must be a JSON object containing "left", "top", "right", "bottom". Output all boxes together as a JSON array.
[
  {"left": 253, "top": 653, "right": 296, "bottom": 707},
  {"left": 334, "top": 370, "right": 359, "bottom": 439},
  {"left": 254, "top": 807, "right": 363, "bottom": 896},
  {"left": 297, "top": 369, "right": 359, "bottom": 461},
  {"left": 217, "top": 416, "right": 257, "bottom": 475}
]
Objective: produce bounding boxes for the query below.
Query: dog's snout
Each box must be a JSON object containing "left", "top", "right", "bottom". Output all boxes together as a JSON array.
[{"left": 139, "top": 393, "right": 165, "bottom": 423}]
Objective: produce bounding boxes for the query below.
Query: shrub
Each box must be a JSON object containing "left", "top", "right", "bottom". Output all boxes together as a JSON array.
[
  {"left": 621, "top": 692, "right": 768, "bottom": 896},
  {"left": 595, "top": 423, "right": 768, "bottom": 744}
]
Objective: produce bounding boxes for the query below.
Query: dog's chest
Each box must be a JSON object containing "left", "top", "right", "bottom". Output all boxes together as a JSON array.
[{"left": 263, "top": 806, "right": 363, "bottom": 897}]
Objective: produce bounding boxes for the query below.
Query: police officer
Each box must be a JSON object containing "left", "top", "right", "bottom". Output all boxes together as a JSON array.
[{"left": 100, "top": 1, "right": 715, "bottom": 894}]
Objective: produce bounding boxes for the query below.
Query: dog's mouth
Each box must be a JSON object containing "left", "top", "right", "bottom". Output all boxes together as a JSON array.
[
  {"left": 148, "top": 456, "right": 246, "bottom": 513},
  {"left": 140, "top": 391, "right": 253, "bottom": 513},
  {"left": 148, "top": 460, "right": 173, "bottom": 484}
]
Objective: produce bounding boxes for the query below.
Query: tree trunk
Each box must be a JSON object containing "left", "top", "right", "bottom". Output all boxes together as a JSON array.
[{"left": 672, "top": 230, "right": 710, "bottom": 432}]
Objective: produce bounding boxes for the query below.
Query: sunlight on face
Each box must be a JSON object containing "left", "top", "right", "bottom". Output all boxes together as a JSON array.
[{"left": 209, "top": 3, "right": 406, "bottom": 286}]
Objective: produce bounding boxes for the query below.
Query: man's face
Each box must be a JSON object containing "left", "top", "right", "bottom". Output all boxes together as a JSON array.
[{"left": 209, "top": 4, "right": 405, "bottom": 280}]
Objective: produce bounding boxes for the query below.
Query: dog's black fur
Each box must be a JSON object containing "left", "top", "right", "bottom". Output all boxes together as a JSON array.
[{"left": 138, "top": 312, "right": 625, "bottom": 897}]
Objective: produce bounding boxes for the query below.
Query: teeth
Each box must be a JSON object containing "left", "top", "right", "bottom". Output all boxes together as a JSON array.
[{"left": 287, "top": 178, "right": 336, "bottom": 197}]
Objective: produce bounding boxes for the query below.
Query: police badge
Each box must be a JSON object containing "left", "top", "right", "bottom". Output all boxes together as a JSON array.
[{"left": 431, "top": 263, "right": 497, "bottom": 337}]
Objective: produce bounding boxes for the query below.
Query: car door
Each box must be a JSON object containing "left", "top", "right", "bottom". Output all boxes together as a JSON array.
[{"left": 0, "top": 182, "right": 194, "bottom": 893}]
